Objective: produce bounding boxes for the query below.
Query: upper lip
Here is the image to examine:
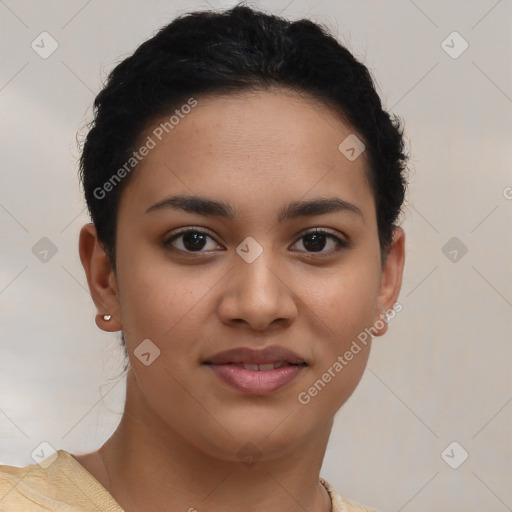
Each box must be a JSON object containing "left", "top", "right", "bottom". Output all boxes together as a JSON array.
[{"left": 204, "top": 345, "right": 307, "bottom": 365}]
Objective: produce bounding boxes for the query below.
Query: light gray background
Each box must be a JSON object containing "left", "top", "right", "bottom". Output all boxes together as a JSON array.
[{"left": 1, "top": 1, "right": 511, "bottom": 510}]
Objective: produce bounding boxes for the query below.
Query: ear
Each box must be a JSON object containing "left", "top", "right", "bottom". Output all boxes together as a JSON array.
[
  {"left": 373, "top": 227, "right": 405, "bottom": 337},
  {"left": 79, "top": 223, "right": 122, "bottom": 332}
]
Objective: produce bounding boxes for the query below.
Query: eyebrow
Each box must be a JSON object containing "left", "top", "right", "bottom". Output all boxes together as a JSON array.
[{"left": 145, "top": 194, "right": 364, "bottom": 222}]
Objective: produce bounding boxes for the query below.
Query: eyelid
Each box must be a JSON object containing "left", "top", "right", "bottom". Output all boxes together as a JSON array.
[
  {"left": 166, "top": 226, "right": 217, "bottom": 239},
  {"left": 295, "top": 226, "right": 348, "bottom": 242},
  {"left": 291, "top": 227, "right": 350, "bottom": 252},
  {"left": 162, "top": 226, "right": 222, "bottom": 249}
]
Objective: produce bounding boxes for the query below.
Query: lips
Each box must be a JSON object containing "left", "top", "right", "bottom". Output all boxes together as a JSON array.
[
  {"left": 203, "top": 345, "right": 307, "bottom": 367},
  {"left": 229, "top": 361, "right": 293, "bottom": 371},
  {"left": 203, "top": 345, "right": 308, "bottom": 394}
]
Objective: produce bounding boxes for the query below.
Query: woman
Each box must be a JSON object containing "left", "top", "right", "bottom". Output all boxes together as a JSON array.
[{"left": 0, "top": 4, "right": 406, "bottom": 511}]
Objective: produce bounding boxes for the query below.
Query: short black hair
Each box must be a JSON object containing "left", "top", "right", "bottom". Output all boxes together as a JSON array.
[{"left": 79, "top": 3, "right": 408, "bottom": 269}]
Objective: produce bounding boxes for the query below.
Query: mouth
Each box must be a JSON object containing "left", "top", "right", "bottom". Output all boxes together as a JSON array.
[
  {"left": 203, "top": 344, "right": 308, "bottom": 367},
  {"left": 204, "top": 362, "right": 307, "bottom": 395},
  {"left": 202, "top": 345, "right": 308, "bottom": 395},
  {"left": 204, "top": 361, "right": 307, "bottom": 371}
]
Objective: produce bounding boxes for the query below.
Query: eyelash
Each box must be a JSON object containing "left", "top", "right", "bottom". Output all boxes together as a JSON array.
[{"left": 162, "top": 227, "right": 350, "bottom": 256}]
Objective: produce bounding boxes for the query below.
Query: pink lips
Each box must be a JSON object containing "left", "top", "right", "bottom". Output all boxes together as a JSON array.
[{"left": 203, "top": 345, "right": 307, "bottom": 395}]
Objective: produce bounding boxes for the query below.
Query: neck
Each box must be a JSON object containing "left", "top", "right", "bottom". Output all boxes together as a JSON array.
[{"left": 94, "top": 371, "right": 334, "bottom": 512}]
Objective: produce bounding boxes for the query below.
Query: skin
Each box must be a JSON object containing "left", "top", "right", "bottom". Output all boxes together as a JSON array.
[{"left": 77, "top": 87, "right": 405, "bottom": 512}]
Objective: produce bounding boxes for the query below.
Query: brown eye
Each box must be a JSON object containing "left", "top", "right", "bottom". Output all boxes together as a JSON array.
[
  {"left": 164, "top": 229, "right": 222, "bottom": 253},
  {"left": 291, "top": 229, "right": 349, "bottom": 254}
]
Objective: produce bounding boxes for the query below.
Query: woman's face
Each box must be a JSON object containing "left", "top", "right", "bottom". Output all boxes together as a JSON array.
[{"left": 85, "top": 88, "right": 404, "bottom": 461}]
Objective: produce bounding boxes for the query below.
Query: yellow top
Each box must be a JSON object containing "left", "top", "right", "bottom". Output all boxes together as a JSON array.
[{"left": 0, "top": 450, "right": 378, "bottom": 511}]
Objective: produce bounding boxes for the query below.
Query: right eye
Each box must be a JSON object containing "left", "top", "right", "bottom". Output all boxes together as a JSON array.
[{"left": 162, "top": 228, "right": 224, "bottom": 254}]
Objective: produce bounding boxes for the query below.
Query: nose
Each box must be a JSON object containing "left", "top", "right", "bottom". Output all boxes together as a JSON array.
[{"left": 217, "top": 248, "right": 298, "bottom": 332}]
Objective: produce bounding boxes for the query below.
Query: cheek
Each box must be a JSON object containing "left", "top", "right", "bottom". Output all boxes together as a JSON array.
[
  {"left": 297, "top": 259, "right": 380, "bottom": 407},
  {"left": 114, "top": 242, "right": 205, "bottom": 344},
  {"left": 307, "top": 263, "right": 380, "bottom": 348}
]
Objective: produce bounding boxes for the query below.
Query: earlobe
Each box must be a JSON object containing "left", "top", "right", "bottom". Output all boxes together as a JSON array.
[
  {"left": 94, "top": 313, "right": 121, "bottom": 332},
  {"left": 373, "top": 227, "right": 406, "bottom": 337},
  {"left": 79, "top": 223, "right": 122, "bottom": 332}
]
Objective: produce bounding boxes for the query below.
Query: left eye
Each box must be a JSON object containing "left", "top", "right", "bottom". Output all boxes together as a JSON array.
[{"left": 290, "top": 229, "right": 348, "bottom": 254}]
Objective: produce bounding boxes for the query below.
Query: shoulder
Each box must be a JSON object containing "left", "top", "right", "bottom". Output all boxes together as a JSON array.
[
  {"left": 0, "top": 450, "right": 123, "bottom": 511},
  {"left": 320, "top": 477, "right": 380, "bottom": 512},
  {"left": 0, "top": 454, "right": 50, "bottom": 511}
]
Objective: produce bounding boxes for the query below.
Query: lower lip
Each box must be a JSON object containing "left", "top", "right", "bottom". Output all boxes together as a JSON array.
[{"left": 205, "top": 364, "right": 306, "bottom": 395}]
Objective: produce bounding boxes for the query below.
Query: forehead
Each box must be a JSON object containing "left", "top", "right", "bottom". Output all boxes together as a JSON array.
[{"left": 120, "top": 87, "right": 374, "bottom": 221}]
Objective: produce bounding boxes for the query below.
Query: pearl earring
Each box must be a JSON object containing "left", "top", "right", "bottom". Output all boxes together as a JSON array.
[{"left": 103, "top": 314, "right": 112, "bottom": 321}]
